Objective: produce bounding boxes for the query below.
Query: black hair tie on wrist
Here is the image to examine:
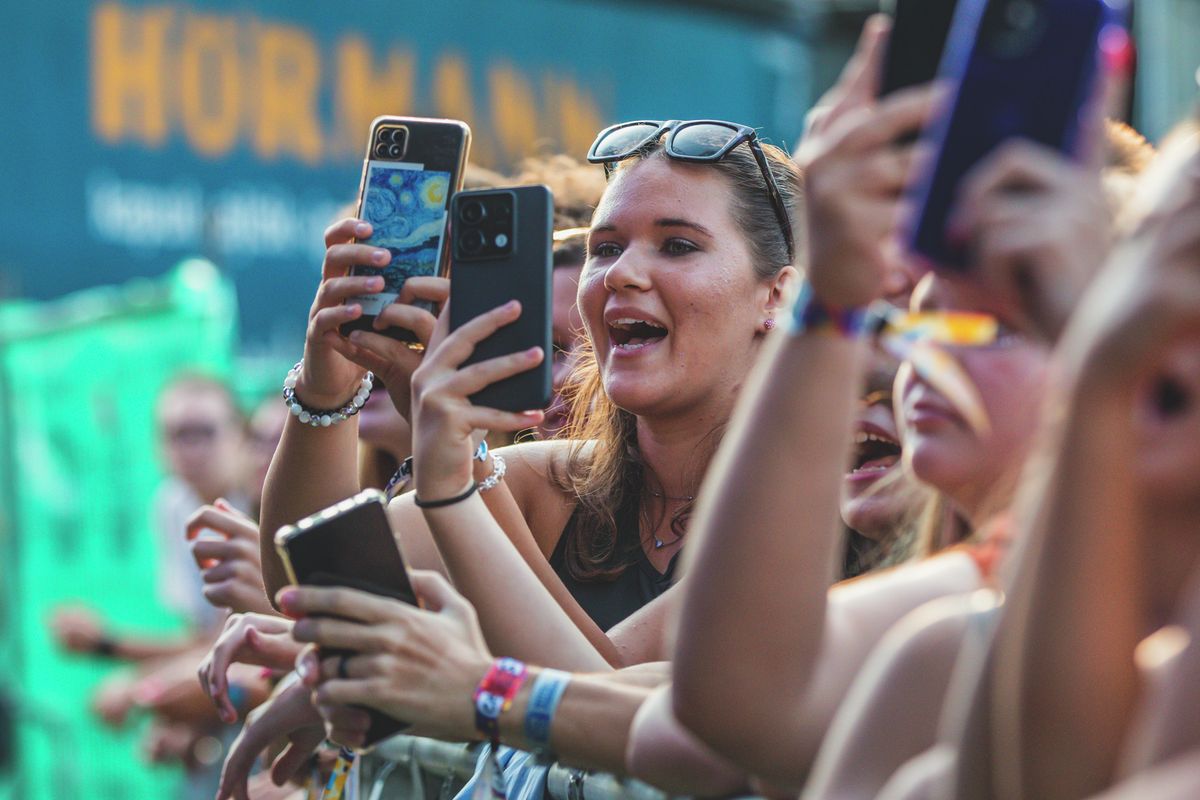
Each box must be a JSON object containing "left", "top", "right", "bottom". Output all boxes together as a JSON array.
[{"left": 413, "top": 481, "right": 479, "bottom": 509}]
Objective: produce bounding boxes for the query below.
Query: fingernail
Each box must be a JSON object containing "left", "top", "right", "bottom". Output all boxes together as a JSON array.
[
  {"left": 374, "top": 250, "right": 390, "bottom": 263},
  {"left": 527, "top": 346, "right": 542, "bottom": 359},
  {"left": 276, "top": 588, "right": 297, "bottom": 610},
  {"left": 296, "top": 656, "right": 312, "bottom": 682},
  {"left": 368, "top": 277, "right": 384, "bottom": 289},
  {"left": 349, "top": 330, "right": 364, "bottom": 343},
  {"left": 259, "top": 668, "right": 275, "bottom": 680},
  {"left": 355, "top": 223, "right": 371, "bottom": 236},
  {"left": 346, "top": 304, "right": 361, "bottom": 317},
  {"left": 506, "top": 300, "right": 520, "bottom": 311}
]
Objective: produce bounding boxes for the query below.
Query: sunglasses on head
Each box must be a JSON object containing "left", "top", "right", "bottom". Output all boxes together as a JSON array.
[{"left": 587, "top": 119, "right": 796, "bottom": 262}]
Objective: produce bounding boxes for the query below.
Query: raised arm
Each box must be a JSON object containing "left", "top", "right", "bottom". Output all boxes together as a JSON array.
[{"left": 670, "top": 17, "right": 940, "bottom": 788}]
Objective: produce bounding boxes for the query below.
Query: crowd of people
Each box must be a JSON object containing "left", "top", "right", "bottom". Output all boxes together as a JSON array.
[{"left": 50, "top": 11, "right": 1200, "bottom": 800}]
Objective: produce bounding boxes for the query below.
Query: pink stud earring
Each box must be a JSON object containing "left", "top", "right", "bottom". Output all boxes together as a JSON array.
[{"left": 764, "top": 318, "right": 776, "bottom": 332}]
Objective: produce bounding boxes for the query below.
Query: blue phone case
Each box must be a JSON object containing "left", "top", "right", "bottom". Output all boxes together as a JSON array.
[{"left": 904, "top": 0, "right": 1123, "bottom": 270}]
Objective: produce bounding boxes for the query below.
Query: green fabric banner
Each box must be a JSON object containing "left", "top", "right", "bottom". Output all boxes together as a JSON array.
[{"left": 0, "top": 260, "right": 235, "bottom": 800}]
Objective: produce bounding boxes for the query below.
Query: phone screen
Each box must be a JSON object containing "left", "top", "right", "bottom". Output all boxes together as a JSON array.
[{"left": 350, "top": 160, "right": 451, "bottom": 316}]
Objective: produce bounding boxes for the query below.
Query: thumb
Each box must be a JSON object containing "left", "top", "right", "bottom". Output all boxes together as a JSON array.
[{"left": 409, "top": 569, "right": 463, "bottom": 614}]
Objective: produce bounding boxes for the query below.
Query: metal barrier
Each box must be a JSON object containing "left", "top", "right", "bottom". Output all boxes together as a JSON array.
[{"left": 364, "top": 735, "right": 674, "bottom": 800}]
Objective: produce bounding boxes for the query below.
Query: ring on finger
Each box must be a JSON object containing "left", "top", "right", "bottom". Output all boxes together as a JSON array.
[{"left": 337, "top": 654, "right": 350, "bottom": 680}]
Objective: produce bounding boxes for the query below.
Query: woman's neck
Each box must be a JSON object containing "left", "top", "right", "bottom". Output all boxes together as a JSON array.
[{"left": 635, "top": 402, "right": 732, "bottom": 500}]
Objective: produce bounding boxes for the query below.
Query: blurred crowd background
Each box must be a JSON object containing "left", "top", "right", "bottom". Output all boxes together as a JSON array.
[{"left": 0, "top": 1, "right": 1197, "bottom": 799}]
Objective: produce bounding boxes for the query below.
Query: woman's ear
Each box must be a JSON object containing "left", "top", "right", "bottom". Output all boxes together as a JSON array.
[{"left": 764, "top": 265, "right": 800, "bottom": 315}]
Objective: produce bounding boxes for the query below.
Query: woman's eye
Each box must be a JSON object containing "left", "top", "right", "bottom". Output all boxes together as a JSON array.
[
  {"left": 591, "top": 242, "right": 622, "bottom": 258},
  {"left": 663, "top": 238, "right": 699, "bottom": 256}
]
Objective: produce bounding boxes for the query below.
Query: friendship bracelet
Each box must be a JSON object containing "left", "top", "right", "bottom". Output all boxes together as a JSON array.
[
  {"left": 523, "top": 668, "right": 572, "bottom": 752},
  {"left": 789, "top": 280, "right": 868, "bottom": 338},
  {"left": 473, "top": 657, "right": 528, "bottom": 744},
  {"left": 413, "top": 481, "right": 479, "bottom": 509},
  {"left": 283, "top": 361, "right": 374, "bottom": 427}
]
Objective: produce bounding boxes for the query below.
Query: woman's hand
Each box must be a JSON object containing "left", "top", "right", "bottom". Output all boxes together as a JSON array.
[
  {"left": 294, "top": 218, "right": 396, "bottom": 407},
  {"left": 217, "top": 678, "right": 324, "bottom": 800},
  {"left": 793, "top": 16, "right": 938, "bottom": 308},
  {"left": 341, "top": 276, "right": 449, "bottom": 422},
  {"left": 953, "top": 144, "right": 1111, "bottom": 344},
  {"left": 280, "top": 570, "right": 492, "bottom": 747},
  {"left": 409, "top": 301, "right": 544, "bottom": 501},
  {"left": 198, "top": 613, "right": 300, "bottom": 723},
  {"left": 188, "top": 500, "right": 274, "bottom": 615}
]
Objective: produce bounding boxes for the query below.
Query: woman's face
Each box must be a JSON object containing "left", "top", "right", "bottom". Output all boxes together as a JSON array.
[
  {"left": 895, "top": 274, "right": 1050, "bottom": 519},
  {"left": 842, "top": 352, "right": 907, "bottom": 540},
  {"left": 578, "top": 156, "right": 775, "bottom": 417}
]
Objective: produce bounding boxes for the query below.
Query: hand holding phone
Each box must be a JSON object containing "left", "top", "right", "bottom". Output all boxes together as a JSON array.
[
  {"left": 342, "top": 117, "right": 471, "bottom": 342},
  {"left": 275, "top": 489, "right": 416, "bottom": 746}
]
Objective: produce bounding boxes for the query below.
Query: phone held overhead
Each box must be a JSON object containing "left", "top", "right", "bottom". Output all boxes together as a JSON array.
[
  {"left": 342, "top": 116, "right": 471, "bottom": 341},
  {"left": 902, "top": 0, "right": 1128, "bottom": 271}
]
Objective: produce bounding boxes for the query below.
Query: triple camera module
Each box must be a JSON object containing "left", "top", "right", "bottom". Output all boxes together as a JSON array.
[
  {"left": 373, "top": 126, "right": 409, "bottom": 159},
  {"left": 454, "top": 192, "right": 515, "bottom": 261}
]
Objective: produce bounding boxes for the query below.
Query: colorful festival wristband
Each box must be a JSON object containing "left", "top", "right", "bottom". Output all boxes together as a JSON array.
[
  {"left": 789, "top": 280, "right": 868, "bottom": 338},
  {"left": 473, "top": 657, "right": 528, "bottom": 744},
  {"left": 523, "top": 669, "right": 572, "bottom": 751}
]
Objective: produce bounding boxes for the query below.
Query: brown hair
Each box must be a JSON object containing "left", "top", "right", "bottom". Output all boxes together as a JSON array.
[{"left": 553, "top": 135, "right": 803, "bottom": 581}]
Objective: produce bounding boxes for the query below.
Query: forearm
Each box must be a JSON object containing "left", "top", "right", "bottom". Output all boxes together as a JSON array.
[
  {"left": 423, "top": 495, "right": 612, "bottom": 672},
  {"left": 992, "top": 389, "right": 1144, "bottom": 800},
  {"left": 495, "top": 669, "right": 654, "bottom": 774},
  {"left": 626, "top": 685, "right": 748, "bottom": 796},
  {"left": 673, "top": 330, "right": 866, "bottom": 775},
  {"left": 259, "top": 417, "right": 362, "bottom": 602}
]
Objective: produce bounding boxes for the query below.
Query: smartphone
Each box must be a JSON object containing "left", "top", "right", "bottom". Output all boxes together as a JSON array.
[
  {"left": 342, "top": 116, "right": 471, "bottom": 341},
  {"left": 449, "top": 186, "right": 553, "bottom": 412},
  {"left": 879, "top": 0, "right": 962, "bottom": 97},
  {"left": 275, "top": 489, "right": 415, "bottom": 746},
  {"left": 903, "top": 0, "right": 1124, "bottom": 270}
]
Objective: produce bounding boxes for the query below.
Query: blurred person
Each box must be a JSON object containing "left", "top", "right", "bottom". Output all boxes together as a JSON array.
[{"left": 666, "top": 15, "right": 1144, "bottom": 795}]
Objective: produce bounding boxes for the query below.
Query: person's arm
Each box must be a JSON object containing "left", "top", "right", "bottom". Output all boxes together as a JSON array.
[
  {"left": 670, "top": 18, "right": 939, "bottom": 788},
  {"left": 625, "top": 685, "right": 750, "bottom": 796}
]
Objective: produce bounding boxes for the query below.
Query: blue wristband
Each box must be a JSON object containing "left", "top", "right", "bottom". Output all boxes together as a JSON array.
[
  {"left": 523, "top": 669, "right": 572, "bottom": 750},
  {"left": 789, "top": 280, "right": 867, "bottom": 337}
]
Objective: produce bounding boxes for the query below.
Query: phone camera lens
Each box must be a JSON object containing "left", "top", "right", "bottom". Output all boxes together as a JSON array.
[
  {"left": 460, "top": 200, "right": 487, "bottom": 225},
  {"left": 374, "top": 142, "right": 390, "bottom": 159},
  {"left": 460, "top": 229, "right": 486, "bottom": 255}
]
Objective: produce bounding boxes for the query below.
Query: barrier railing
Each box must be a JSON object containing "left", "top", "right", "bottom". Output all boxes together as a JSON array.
[{"left": 363, "top": 735, "right": 674, "bottom": 800}]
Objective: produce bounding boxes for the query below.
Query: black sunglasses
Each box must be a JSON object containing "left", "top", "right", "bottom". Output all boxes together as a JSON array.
[{"left": 587, "top": 119, "right": 795, "bottom": 262}]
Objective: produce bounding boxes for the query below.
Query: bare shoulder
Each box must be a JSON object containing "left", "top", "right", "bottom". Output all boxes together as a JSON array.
[{"left": 494, "top": 438, "right": 598, "bottom": 551}]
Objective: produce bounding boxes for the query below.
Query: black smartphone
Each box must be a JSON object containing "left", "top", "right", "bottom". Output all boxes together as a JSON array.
[
  {"left": 342, "top": 116, "right": 471, "bottom": 341},
  {"left": 879, "top": 0, "right": 962, "bottom": 97},
  {"left": 903, "top": 0, "right": 1123, "bottom": 270},
  {"left": 274, "top": 488, "right": 415, "bottom": 746},
  {"left": 449, "top": 186, "right": 553, "bottom": 413}
]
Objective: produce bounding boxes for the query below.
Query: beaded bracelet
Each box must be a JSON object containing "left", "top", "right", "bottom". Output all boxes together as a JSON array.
[
  {"left": 479, "top": 454, "right": 507, "bottom": 492},
  {"left": 282, "top": 361, "right": 374, "bottom": 427}
]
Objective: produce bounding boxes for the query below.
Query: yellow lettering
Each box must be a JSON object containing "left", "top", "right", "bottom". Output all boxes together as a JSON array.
[
  {"left": 335, "top": 37, "right": 415, "bottom": 157},
  {"left": 548, "top": 76, "right": 607, "bottom": 162},
  {"left": 488, "top": 64, "right": 539, "bottom": 166},
  {"left": 433, "top": 54, "right": 490, "bottom": 166},
  {"left": 253, "top": 23, "right": 323, "bottom": 163},
  {"left": 178, "top": 14, "right": 241, "bottom": 158},
  {"left": 91, "top": 2, "right": 171, "bottom": 146}
]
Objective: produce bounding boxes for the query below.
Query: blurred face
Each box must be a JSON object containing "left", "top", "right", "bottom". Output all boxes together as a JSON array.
[
  {"left": 895, "top": 274, "right": 1050, "bottom": 520},
  {"left": 539, "top": 262, "right": 585, "bottom": 437},
  {"left": 579, "top": 157, "right": 774, "bottom": 418},
  {"left": 842, "top": 352, "right": 908, "bottom": 540},
  {"left": 157, "top": 387, "right": 244, "bottom": 499}
]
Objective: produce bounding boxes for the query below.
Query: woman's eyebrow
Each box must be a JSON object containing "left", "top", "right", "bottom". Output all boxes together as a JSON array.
[{"left": 655, "top": 218, "right": 714, "bottom": 237}]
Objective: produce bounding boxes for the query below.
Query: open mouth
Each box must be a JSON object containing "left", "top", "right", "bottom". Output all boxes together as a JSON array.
[
  {"left": 849, "top": 428, "right": 902, "bottom": 476},
  {"left": 609, "top": 318, "right": 668, "bottom": 351}
]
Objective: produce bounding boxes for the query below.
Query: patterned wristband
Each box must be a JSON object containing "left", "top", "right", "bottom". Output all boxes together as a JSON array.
[
  {"left": 789, "top": 280, "right": 867, "bottom": 338},
  {"left": 523, "top": 669, "right": 571, "bottom": 751},
  {"left": 473, "top": 657, "right": 528, "bottom": 744}
]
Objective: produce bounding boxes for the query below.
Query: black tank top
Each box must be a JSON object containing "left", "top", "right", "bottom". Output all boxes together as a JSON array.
[{"left": 549, "top": 494, "right": 678, "bottom": 632}]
